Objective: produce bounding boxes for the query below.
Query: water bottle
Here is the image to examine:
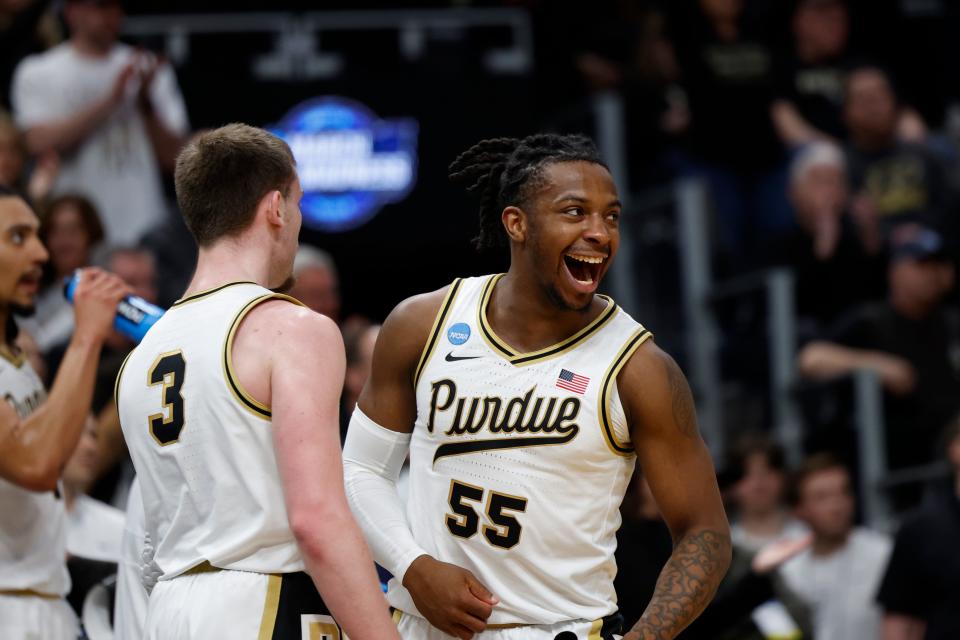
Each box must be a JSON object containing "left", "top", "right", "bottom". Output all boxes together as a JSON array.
[{"left": 63, "top": 271, "right": 165, "bottom": 343}]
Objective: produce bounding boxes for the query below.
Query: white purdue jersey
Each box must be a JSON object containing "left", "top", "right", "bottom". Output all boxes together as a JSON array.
[
  {"left": 116, "top": 282, "right": 306, "bottom": 581},
  {"left": 390, "top": 274, "right": 652, "bottom": 625},
  {"left": 0, "top": 350, "right": 69, "bottom": 596}
]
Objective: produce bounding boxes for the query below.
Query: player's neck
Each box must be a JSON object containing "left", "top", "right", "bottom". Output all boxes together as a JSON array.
[
  {"left": 811, "top": 530, "right": 850, "bottom": 557},
  {"left": 186, "top": 242, "right": 274, "bottom": 296},
  {"left": 489, "top": 270, "right": 603, "bottom": 352}
]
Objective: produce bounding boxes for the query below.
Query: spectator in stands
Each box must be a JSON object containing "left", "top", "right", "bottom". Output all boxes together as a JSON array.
[
  {"left": 0, "top": 111, "right": 26, "bottom": 194},
  {"left": 877, "top": 417, "right": 960, "bottom": 640},
  {"left": 341, "top": 321, "right": 379, "bottom": 440},
  {"left": 843, "top": 64, "right": 951, "bottom": 250},
  {"left": 727, "top": 433, "right": 809, "bottom": 553},
  {"left": 798, "top": 224, "right": 960, "bottom": 469},
  {"left": 0, "top": 111, "right": 60, "bottom": 204},
  {"left": 289, "top": 245, "right": 341, "bottom": 322},
  {"left": 780, "top": 454, "right": 891, "bottom": 640},
  {"left": 18, "top": 194, "right": 103, "bottom": 357},
  {"left": 0, "top": 0, "right": 58, "bottom": 111},
  {"left": 771, "top": 0, "right": 852, "bottom": 148},
  {"left": 663, "top": 0, "right": 794, "bottom": 269},
  {"left": 11, "top": 0, "right": 189, "bottom": 247},
  {"left": 63, "top": 414, "right": 124, "bottom": 563},
  {"left": 772, "top": 142, "right": 884, "bottom": 334}
]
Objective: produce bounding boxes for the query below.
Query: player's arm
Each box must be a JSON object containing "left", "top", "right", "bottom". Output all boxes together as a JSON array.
[
  {"left": 0, "top": 268, "right": 128, "bottom": 491},
  {"left": 620, "top": 341, "right": 732, "bottom": 640},
  {"left": 343, "top": 288, "right": 497, "bottom": 640},
  {"left": 242, "top": 302, "right": 399, "bottom": 639}
]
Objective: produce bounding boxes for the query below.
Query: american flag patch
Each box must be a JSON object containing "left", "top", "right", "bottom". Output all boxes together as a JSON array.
[{"left": 556, "top": 368, "right": 590, "bottom": 394}]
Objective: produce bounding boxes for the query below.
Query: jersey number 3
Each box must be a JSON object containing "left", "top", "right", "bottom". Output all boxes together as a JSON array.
[
  {"left": 147, "top": 351, "right": 186, "bottom": 446},
  {"left": 446, "top": 480, "right": 527, "bottom": 549}
]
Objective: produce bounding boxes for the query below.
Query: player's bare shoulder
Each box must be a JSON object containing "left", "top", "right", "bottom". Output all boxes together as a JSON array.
[{"left": 617, "top": 339, "right": 699, "bottom": 440}]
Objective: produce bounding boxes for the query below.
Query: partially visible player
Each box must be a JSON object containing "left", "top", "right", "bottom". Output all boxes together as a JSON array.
[
  {"left": 344, "top": 134, "right": 731, "bottom": 639},
  {"left": 0, "top": 186, "right": 129, "bottom": 639},
  {"left": 116, "top": 124, "right": 399, "bottom": 640}
]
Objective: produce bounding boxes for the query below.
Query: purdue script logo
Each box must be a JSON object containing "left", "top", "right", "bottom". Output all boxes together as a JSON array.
[{"left": 427, "top": 378, "right": 580, "bottom": 463}]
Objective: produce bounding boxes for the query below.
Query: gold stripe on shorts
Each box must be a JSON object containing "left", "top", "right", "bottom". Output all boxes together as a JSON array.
[
  {"left": 588, "top": 618, "right": 603, "bottom": 640},
  {"left": 257, "top": 575, "right": 283, "bottom": 640}
]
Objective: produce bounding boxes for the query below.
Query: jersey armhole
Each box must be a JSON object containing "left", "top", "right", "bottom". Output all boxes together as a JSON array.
[
  {"left": 597, "top": 327, "right": 653, "bottom": 456},
  {"left": 114, "top": 349, "right": 134, "bottom": 409},
  {"left": 222, "top": 293, "right": 305, "bottom": 420},
  {"left": 412, "top": 278, "right": 463, "bottom": 388}
]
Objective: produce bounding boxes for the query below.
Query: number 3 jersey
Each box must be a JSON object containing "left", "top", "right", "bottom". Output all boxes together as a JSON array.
[
  {"left": 389, "top": 274, "right": 653, "bottom": 625},
  {"left": 116, "top": 282, "right": 306, "bottom": 581}
]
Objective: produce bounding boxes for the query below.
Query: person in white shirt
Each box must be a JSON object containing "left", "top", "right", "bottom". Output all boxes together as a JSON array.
[
  {"left": 728, "top": 433, "right": 809, "bottom": 553},
  {"left": 780, "top": 454, "right": 892, "bottom": 640},
  {"left": 11, "top": 0, "right": 189, "bottom": 247}
]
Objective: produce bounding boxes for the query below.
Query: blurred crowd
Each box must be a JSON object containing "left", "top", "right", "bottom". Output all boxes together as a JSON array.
[{"left": 2, "top": 0, "right": 960, "bottom": 638}]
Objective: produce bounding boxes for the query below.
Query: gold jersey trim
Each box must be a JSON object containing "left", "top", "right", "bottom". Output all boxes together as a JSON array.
[
  {"left": 477, "top": 274, "right": 619, "bottom": 366},
  {"left": 256, "top": 574, "right": 283, "bottom": 640},
  {"left": 0, "top": 588, "right": 60, "bottom": 599},
  {"left": 171, "top": 281, "right": 258, "bottom": 307},
  {"left": 113, "top": 350, "right": 133, "bottom": 409},
  {"left": 597, "top": 327, "right": 653, "bottom": 456},
  {"left": 222, "top": 293, "right": 305, "bottom": 420},
  {"left": 0, "top": 344, "right": 25, "bottom": 368},
  {"left": 413, "top": 278, "right": 463, "bottom": 387}
]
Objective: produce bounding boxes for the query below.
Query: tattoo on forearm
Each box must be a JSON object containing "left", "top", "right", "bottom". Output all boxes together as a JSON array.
[
  {"left": 662, "top": 356, "right": 696, "bottom": 439},
  {"left": 624, "top": 528, "right": 731, "bottom": 640}
]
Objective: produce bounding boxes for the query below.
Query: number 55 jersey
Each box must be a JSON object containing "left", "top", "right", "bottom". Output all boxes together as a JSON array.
[
  {"left": 116, "top": 282, "right": 306, "bottom": 580},
  {"left": 390, "top": 274, "right": 652, "bottom": 625}
]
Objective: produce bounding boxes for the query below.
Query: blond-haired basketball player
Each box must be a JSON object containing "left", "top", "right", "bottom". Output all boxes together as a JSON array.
[{"left": 116, "top": 124, "right": 399, "bottom": 640}]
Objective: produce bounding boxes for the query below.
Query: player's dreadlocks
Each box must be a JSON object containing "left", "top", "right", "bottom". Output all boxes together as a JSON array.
[{"left": 448, "top": 133, "right": 606, "bottom": 250}]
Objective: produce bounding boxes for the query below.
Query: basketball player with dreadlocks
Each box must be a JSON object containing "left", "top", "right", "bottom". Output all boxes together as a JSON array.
[{"left": 343, "top": 134, "right": 731, "bottom": 640}]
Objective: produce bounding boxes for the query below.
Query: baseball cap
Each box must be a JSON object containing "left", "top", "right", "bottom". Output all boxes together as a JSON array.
[{"left": 889, "top": 224, "right": 949, "bottom": 262}]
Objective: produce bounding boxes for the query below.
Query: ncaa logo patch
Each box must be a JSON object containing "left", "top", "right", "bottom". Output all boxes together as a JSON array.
[{"left": 447, "top": 323, "right": 471, "bottom": 345}]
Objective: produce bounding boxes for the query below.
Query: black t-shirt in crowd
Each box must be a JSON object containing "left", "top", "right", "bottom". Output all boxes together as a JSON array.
[
  {"left": 668, "top": 6, "right": 781, "bottom": 170},
  {"left": 829, "top": 303, "right": 960, "bottom": 468},
  {"left": 876, "top": 486, "right": 960, "bottom": 639},
  {"left": 845, "top": 142, "right": 953, "bottom": 240},
  {"left": 773, "top": 54, "right": 849, "bottom": 140},
  {"left": 766, "top": 216, "right": 886, "bottom": 339}
]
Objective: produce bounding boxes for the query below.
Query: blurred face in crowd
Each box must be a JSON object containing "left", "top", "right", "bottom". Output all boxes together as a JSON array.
[
  {"left": 889, "top": 257, "right": 954, "bottom": 316},
  {"left": 63, "top": 415, "right": 99, "bottom": 492},
  {"left": 698, "top": 0, "right": 743, "bottom": 21},
  {"left": 290, "top": 264, "right": 340, "bottom": 322},
  {"left": 844, "top": 68, "right": 898, "bottom": 148},
  {"left": 517, "top": 161, "right": 620, "bottom": 312},
  {"left": 0, "top": 124, "right": 24, "bottom": 189},
  {"left": 791, "top": 162, "right": 848, "bottom": 233},
  {"left": 109, "top": 251, "right": 157, "bottom": 303},
  {"left": 66, "top": 0, "right": 124, "bottom": 52},
  {"left": 45, "top": 201, "right": 96, "bottom": 279},
  {"left": 344, "top": 324, "right": 379, "bottom": 404},
  {"left": 733, "top": 452, "right": 786, "bottom": 517},
  {"left": 793, "top": 0, "right": 848, "bottom": 60},
  {"left": 0, "top": 196, "right": 47, "bottom": 315},
  {"left": 795, "top": 466, "right": 854, "bottom": 543},
  {"left": 949, "top": 430, "right": 960, "bottom": 477}
]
